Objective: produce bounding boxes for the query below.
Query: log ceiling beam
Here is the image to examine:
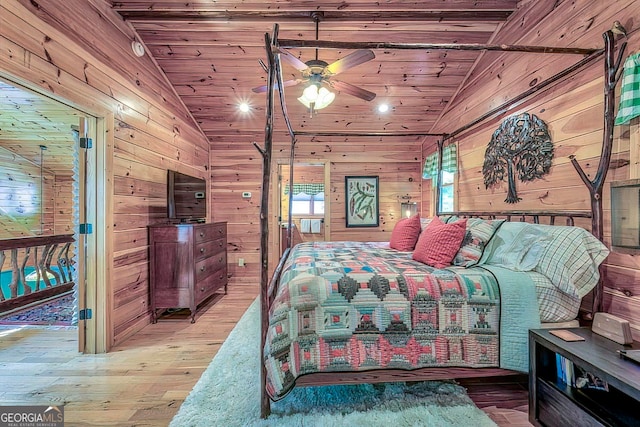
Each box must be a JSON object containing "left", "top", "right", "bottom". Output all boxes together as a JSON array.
[
  {"left": 117, "top": 11, "right": 514, "bottom": 22},
  {"left": 277, "top": 39, "right": 602, "bottom": 55}
]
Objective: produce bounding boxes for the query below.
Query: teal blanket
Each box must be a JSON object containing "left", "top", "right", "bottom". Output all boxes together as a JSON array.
[{"left": 480, "top": 265, "right": 541, "bottom": 372}]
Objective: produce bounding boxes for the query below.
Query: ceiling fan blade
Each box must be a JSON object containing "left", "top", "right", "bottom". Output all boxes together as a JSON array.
[
  {"left": 330, "top": 80, "right": 377, "bottom": 102},
  {"left": 277, "top": 49, "right": 309, "bottom": 72},
  {"left": 252, "top": 79, "right": 302, "bottom": 93},
  {"left": 325, "top": 50, "right": 375, "bottom": 75}
]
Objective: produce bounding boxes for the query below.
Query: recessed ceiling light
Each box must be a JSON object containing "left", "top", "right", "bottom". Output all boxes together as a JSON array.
[
  {"left": 377, "top": 104, "right": 390, "bottom": 113},
  {"left": 239, "top": 103, "right": 250, "bottom": 113}
]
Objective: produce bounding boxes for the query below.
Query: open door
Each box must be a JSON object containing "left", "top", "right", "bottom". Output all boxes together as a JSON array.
[
  {"left": 278, "top": 163, "right": 329, "bottom": 253},
  {"left": 0, "top": 79, "right": 104, "bottom": 353}
]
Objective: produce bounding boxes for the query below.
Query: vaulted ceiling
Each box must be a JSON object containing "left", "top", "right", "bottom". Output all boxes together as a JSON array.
[{"left": 110, "top": 0, "right": 521, "bottom": 145}]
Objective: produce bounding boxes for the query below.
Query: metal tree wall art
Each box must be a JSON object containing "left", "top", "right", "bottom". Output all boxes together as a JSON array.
[{"left": 482, "top": 112, "right": 554, "bottom": 204}]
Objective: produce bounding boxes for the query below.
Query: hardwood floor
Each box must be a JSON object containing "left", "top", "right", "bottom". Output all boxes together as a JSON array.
[{"left": 0, "top": 284, "right": 531, "bottom": 426}]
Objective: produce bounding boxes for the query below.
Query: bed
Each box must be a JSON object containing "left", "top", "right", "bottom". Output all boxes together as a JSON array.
[
  {"left": 262, "top": 213, "right": 609, "bottom": 404},
  {"left": 254, "top": 25, "right": 626, "bottom": 418}
]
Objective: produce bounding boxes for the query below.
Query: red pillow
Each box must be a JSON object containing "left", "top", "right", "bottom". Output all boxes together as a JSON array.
[
  {"left": 412, "top": 216, "right": 467, "bottom": 268},
  {"left": 389, "top": 214, "right": 421, "bottom": 251}
]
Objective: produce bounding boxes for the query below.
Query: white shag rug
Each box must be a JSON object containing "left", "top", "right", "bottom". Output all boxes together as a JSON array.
[{"left": 170, "top": 299, "right": 497, "bottom": 427}]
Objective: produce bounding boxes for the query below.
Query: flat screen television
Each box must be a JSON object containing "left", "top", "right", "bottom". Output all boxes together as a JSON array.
[{"left": 167, "top": 170, "right": 207, "bottom": 222}]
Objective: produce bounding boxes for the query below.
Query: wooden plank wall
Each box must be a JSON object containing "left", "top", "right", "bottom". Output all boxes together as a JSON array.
[
  {"left": 53, "top": 174, "right": 73, "bottom": 235},
  {"left": 0, "top": 147, "right": 54, "bottom": 237},
  {"left": 0, "top": 0, "right": 210, "bottom": 348},
  {"left": 429, "top": 0, "right": 640, "bottom": 338},
  {"left": 211, "top": 135, "right": 423, "bottom": 281}
]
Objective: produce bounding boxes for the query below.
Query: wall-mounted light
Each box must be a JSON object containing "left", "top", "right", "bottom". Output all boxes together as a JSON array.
[
  {"left": 400, "top": 195, "right": 418, "bottom": 218},
  {"left": 131, "top": 40, "right": 145, "bottom": 57},
  {"left": 377, "top": 103, "right": 390, "bottom": 113},
  {"left": 238, "top": 103, "right": 250, "bottom": 113}
]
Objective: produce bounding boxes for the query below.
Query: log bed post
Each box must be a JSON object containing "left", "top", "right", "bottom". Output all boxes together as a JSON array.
[
  {"left": 255, "top": 26, "right": 278, "bottom": 420},
  {"left": 570, "top": 27, "right": 627, "bottom": 314},
  {"left": 272, "top": 46, "right": 298, "bottom": 251},
  {"left": 434, "top": 139, "right": 444, "bottom": 215}
]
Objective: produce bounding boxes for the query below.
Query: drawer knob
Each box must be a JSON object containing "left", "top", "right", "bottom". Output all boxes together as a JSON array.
[
  {"left": 219, "top": 257, "right": 224, "bottom": 262},
  {"left": 200, "top": 232, "right": 205, "bottom": 237},
  {"left": 218, "top": 241, "right": 223, "bottom": 247},
  {"left": 200, "top": 248, "right": 205, "bottom": 253},
  {"left": 200, "top": 266, "right": 206, "bottom": 272},
  {"left": 219, "top": 274, "right": 224, "bottom": 280},
  {"left": 201, "top": 287, "right": 205, "bottom": 292}
]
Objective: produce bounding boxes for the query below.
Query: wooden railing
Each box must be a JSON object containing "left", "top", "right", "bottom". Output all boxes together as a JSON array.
[{"left": 0, "top": 234, "right": 75, "bottom": 312}]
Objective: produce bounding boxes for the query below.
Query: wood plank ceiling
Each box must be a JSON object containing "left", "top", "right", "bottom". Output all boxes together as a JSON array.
[
  {"left": 0, "top": 81, "right": 80, "bottom": 176},
  {"left": 111, "top": 0, "right": 520, "bottom": 146}
]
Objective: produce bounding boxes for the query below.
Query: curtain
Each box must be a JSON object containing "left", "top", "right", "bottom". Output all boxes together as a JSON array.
[
  {"left": 422, "top": 143, "right": 457, "bottom": 179},
  {"left": 615, "top": 53, "right": 640, "bottom": 125},
  {"left": 284, "top": 183, "right": 324, "bottom": 195}
]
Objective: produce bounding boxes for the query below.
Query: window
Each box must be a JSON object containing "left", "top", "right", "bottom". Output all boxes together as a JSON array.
[
  {"left": 290, "top": 188, "right": 324, "bottom": 215},
  {"left": 439, "top": 170, "right": 455, "bottom": 213},
  {"left": 423, "top": 143, "right": 457, "bottom": 214}
]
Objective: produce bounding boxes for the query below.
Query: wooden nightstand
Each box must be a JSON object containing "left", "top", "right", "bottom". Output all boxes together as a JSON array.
[{"left": 529, "top": 328, "right": 640, "bottom": 426}]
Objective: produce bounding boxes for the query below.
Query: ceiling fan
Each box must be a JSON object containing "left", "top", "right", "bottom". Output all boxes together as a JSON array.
[{"left": 252, "top": 12, "right": 377, "bottom": 111}]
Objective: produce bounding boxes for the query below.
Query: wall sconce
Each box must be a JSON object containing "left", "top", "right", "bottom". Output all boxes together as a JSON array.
[{"left": 400, "top": 196, "right": 418, "bottom": 218}]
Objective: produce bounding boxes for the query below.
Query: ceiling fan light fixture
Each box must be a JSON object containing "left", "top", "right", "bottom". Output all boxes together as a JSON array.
[{"left": 298, "top": 84, "right": 335, "bottom": 110}]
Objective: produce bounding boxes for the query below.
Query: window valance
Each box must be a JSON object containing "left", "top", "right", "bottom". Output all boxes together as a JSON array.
[
  {"left": 422, "top": 143, "right": 457, "bottom": 179},
  {"left": 284, "top": 183, "right": 325, "bottom": 196}
]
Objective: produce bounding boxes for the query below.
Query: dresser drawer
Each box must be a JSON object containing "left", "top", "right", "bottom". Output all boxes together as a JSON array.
[
  {"left": 194, "top": 223, "right": 226, "bottom": 244},
  {"left": 195, "top": 251, "right": 227, "bottom": 282},
  {"left": 195, "top": 268, "right": 227, "bottom": 304},
  {"left": 195, "top": 237, "right": 226, "bottom": 261}
]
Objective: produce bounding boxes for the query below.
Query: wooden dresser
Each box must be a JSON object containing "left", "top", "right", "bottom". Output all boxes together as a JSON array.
[{"left": 149, "top": 222, "right": 227, "bottom": 323}]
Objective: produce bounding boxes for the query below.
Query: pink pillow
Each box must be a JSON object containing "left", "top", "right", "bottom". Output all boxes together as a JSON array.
[
  {"left": 412, "top": 216, "right": 467, "bottom": 268},
  {"left": 390, "top": 214, "right": 421, "bottom": 251}
]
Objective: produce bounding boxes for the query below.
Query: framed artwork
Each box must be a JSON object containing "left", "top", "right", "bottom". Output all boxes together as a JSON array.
[{"left": 345, "top": 176, "right": 379, "bottom": 227}]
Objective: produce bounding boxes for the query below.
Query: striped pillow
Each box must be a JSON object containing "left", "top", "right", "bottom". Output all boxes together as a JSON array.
[
  {"left": 389, "top": 214, "right": 421, "bottom": 251},
  {"left": 533, "top": 225, "right": 609, "bottom": 298},
  {"left": 412, "top": 216, "right": 467, "bottom": 268},
  {"left": 453, "top": 218, "right": 506, "bottom": 267}
]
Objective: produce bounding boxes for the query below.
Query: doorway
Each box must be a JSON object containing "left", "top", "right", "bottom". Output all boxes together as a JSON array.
[
  {"left": 278, "top": 162, "right": 329, "bottom": 253},
  {"left": 0, "top": 79, "right": 100, "bottom": 353}
]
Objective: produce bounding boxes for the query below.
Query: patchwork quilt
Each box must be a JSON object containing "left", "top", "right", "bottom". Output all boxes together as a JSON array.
[{"left": 264, "top": 241, "right": 502, "bottom": 400}]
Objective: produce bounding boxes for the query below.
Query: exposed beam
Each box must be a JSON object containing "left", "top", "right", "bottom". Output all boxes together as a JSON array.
[
  {"left": 118, "top": 10, "right": 514, "bottom": 22},
  {"left": 293, "top": 131, "right": 446, "bottom": 137},
  {"left": 278, "top": 39, "right": 601, "bottom": 55}
]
